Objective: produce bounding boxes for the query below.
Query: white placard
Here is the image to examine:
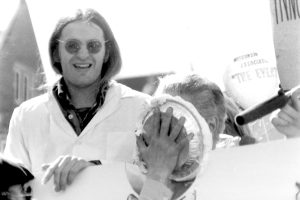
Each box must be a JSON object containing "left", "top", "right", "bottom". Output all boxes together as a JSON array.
[
  {"left": 33, "top": 163, "right": 137, "bottom": 200},
  {"left": 194, "top": 138, "right": 300, "bottom": 200},
  {"left": 270, "top": 0, "right": 300, "bottom": 90},
  {"left": 32, "top": 138, "right": 300, "bottom": 200},
  {"left": 223, "top": 52, "right": 280, "bottom": 109}
]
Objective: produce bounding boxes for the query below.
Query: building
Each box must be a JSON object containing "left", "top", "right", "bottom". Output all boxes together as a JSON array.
[{"left": 0, "top": 0, "right": 45, "bottom": 151}]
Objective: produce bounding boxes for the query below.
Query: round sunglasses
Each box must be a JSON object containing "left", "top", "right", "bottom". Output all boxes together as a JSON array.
[{"left": 58, "top": 39, "right": 104, "bottom": 54}]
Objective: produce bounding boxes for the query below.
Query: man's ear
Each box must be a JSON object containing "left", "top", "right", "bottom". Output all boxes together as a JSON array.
[
  {"left": 104, "top": 45, "right": 110, "bottom": 63},
  {"left": 207, "top": 116, "right": 219, "bottom": 135},
  {"left": 207, "top": 116, "right": 223, "bottom": 147},
  {"left": 53, "top": 48, "right": 60, "bottom": 63}
]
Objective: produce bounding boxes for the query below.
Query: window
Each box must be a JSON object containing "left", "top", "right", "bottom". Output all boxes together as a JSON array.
[
  {"left": 24, "top": 76, "right": 27, "bottom": 100},
  {"left": 13, "top": 63, "right": 33, "bottom": 105},
  {"left": 15, "top": 71, "right": 19, "bottom": 101}
]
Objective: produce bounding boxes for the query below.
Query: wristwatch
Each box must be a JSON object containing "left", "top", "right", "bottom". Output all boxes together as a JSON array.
[{"left": 89, "top": 160, "right": 102, "bottom": 165}]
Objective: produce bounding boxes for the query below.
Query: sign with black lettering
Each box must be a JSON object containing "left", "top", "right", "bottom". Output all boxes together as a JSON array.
[
  {"left": 223, "top": 52, "right": 279, "bottom": 109},
  {"left": 270, "top": 0, "right": 300, "bottom": 90}
]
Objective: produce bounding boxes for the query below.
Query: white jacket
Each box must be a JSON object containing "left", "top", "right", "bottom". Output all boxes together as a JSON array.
[{"left": 4, "top": 81, "right": 151, "bottom": 176}]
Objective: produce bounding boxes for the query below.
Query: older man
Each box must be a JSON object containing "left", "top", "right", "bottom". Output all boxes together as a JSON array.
[{"left": 155, "top": 73, "right": 226, "bottom": 149}]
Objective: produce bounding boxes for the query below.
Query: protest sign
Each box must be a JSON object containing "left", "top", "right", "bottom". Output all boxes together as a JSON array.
[
  {"left": 270, "top": 0, "right": 300, "bottom": 90},
  {"left": 32, "top": 138, "right": 300, "bottom": 200}
]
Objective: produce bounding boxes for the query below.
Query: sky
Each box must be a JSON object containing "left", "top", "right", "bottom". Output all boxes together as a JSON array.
[
  {"left": 0, "top": 0, "right": 19, "bottom": 31},
  {"left": 0, "top": 0, "right": 277, "bottom": 92}
]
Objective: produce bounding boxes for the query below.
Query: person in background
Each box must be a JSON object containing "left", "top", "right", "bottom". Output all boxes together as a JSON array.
[
  {"left": 271, "top": 86, "right": 300, "bottom": 139},
  {"left": 0, "top": 154, "right": 34, "bottom": 200},
  {"left": 154, "top": 73, "right": 226, "bottom": 149}
]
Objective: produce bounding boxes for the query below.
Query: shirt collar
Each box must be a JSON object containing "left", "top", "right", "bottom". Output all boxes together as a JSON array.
[
  {"left": 53, "top": 78, "right": 109, "bottom": 109},
  {"left": 57, "top": 78, "right": 71, "bottom": 101}
]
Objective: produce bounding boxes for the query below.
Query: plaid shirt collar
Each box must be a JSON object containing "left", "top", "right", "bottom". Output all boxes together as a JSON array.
[
  {"left": 53, "top": 78, "right": 109, "bottom": 110},
  {"left": 52, "top": 78, "right": 109, "bottom": 135},
  {"left": 55, "top": 78, "right": 73, "bottom": 108}
]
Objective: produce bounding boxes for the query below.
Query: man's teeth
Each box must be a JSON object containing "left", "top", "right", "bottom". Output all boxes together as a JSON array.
[{"left": 73, "top": 64, "right": 92, "bottom": 68}]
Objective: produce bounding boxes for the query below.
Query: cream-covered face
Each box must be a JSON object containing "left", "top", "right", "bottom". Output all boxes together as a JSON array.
[
  {"left": 58, "top": 21, "right": 106, "bottom": 88},
  {"left": 181, "top": 92, "right": 220, "bottom": 149}
]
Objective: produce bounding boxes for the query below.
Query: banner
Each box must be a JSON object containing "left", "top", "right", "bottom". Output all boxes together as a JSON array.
[
  {"left": 33, "top": 163, "right": 137, "bottom": 200},
  {"left": 195, "top": 137, "right": 300, "bottom": 200},
  {"left": 270, "top": 0, "right": 300, "bottom": 90},
  {"left": 32, "top": 138, "right": 300, "bottom": 200},
  {"left": 32, "top": 162, "right": 196, "bottom": 200}
]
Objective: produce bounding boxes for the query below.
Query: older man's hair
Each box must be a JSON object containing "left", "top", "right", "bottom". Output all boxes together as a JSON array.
[
  {"left": 49, "top": 8, "right": 121, "bottom": 82},
  {"left": 155, "top": 74, "right": 226, "bottom": 134}
]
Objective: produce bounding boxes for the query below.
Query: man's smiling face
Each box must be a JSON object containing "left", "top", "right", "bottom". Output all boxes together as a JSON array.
[{"left": 58, "top": 20, "right": 106, "bottom": 88}]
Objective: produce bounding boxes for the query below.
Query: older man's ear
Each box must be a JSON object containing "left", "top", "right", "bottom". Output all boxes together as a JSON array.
[
  {"left": 206, "top": 116, "right": 224, "bottom": 148},
  {"left": 127, "top": 194, "right": 138, "bottom": 200}
]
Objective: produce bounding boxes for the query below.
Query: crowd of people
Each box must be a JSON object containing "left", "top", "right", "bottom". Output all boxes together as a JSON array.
[{"left": 1, "top": 8, "right": 300, "bottom": 200}]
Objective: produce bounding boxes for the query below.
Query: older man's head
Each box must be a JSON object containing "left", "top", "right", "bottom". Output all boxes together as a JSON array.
[{"left": 155, "top": 74, "right": 226, "bottom": 149}]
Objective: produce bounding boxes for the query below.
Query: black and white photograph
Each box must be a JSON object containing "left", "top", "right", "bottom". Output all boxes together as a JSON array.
[{"left": 0, "top": 0, "right": 299, "bottom": 199}]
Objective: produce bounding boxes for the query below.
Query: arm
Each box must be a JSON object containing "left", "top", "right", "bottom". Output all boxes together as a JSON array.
[
  {"left": 4, "top": 107, "right": 31, "bottom": 171},
  {"left": 137, "top": 107, "right": 189, "bottom": 200},
  {"left": 139, "top": 179, "right": 173, "bottom": 200},
  {"left": 41, "top": 155, "right": 98, "bottom": 192},
  {"left": 6, "top": 106, "right": 98, "bottom": 192},
  {"left": 271, "top": 87, "right": 300, "bottom": 138}
]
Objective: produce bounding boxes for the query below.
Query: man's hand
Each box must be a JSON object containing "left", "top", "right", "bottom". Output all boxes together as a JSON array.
[
  {"left": 137, "top": 107, "right": 190, "bottom": 186},
  {"left": 271, "top": 87, "right": 300, "bottom": 138},
  {"left": 41, "top": 155, "right": 94, "bottom": 192}
]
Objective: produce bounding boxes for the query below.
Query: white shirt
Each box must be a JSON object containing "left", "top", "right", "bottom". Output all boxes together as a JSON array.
[{"left": 4, "top": 81, "right": 151, "bottom": 177}]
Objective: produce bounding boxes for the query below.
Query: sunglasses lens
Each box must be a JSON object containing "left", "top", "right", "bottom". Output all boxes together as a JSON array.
[
  {"left": 65, "top": 40, "right": 80, "bottom": 54},
  {"left": 64, "top": 39, "right": 102, "bottom": 54},
  {"left": 87, "top": 40, "right": 102, "bottom": 54}
]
